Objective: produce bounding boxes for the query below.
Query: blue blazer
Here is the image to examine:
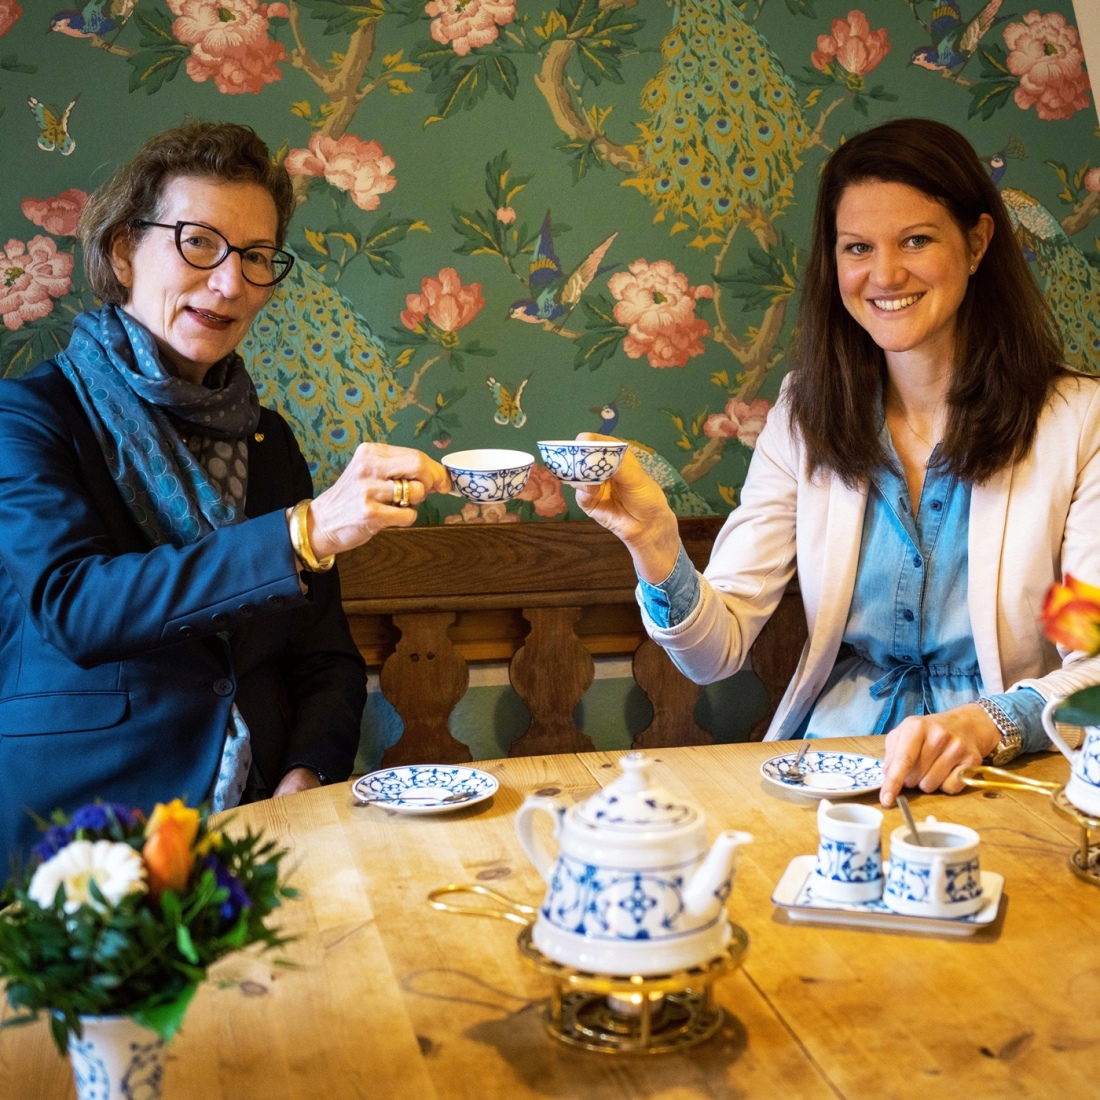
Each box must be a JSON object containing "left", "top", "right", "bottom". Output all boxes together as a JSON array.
[{"left": 0, "top": 362, "right": 367, "bottom": 859}]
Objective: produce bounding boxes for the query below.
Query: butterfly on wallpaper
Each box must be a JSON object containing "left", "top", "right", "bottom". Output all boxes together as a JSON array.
[
  {"left": 28, "top": 95, "right": 79, "bottom": 155},
  {"left": 487, "top": 376, "right": 529, "bottom": 429}
]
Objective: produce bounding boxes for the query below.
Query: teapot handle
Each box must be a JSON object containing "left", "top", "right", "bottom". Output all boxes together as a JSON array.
[
  {"left": 1041, "top": 697, "right": 1076, "bottom": 762},
  {"left": 515, "top": 795, "right": 565, "bottom": 884}
]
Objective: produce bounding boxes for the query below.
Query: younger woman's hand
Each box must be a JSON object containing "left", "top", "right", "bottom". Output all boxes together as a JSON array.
[
  {"left": 880, "top": 703, "right": 1001, "bottom": 806},
  {"left": 572, "top": 434, "right": 681, "bottom": 583}
]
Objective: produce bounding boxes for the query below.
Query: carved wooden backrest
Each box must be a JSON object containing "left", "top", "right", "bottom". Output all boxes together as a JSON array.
[{"left": 339, "top": 519, "right": 806, "bottom": 764}]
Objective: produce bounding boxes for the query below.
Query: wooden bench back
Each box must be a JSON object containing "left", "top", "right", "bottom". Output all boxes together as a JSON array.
[{"left": 338, "top": 519, "right": 806, "bottom": 765}]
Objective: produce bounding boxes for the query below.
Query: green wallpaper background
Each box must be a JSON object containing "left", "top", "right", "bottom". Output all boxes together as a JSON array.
[{"left": 1, "top": 0, "right": 1097, "bottom": 527}]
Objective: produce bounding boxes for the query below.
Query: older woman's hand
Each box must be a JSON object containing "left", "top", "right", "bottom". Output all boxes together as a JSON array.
[
  {"left": 879, "top": 703, "right": 1002, "bottom": 806},
  {"left": 305, "top": 443, "right": 451, "bottom": 559},
  {"left": 573, "top": 433, "right": 682, "bottom": 583}
]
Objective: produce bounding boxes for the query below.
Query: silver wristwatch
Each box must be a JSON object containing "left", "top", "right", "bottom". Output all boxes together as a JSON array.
[{"left": 975, "top": 697, "right": 1023, "bottom": 766}]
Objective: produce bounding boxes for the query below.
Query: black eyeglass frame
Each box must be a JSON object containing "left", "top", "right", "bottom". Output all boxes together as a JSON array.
[{"left": 132, "top": 219, "right": 295, "bottom": 287}]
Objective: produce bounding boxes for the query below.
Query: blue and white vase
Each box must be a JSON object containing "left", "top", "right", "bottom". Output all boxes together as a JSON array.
[{"left": 69, "top": 1015, "right": 166, "bottom": 1100}]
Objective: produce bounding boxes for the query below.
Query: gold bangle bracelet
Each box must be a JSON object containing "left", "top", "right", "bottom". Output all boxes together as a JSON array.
[{"left": 289, "top": 499, "right": 335, "bottom": 573}]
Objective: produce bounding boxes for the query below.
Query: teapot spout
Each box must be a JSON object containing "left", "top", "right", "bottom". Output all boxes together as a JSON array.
[{"left": 682, "top": 830, "right": 753, "bottom": 919}]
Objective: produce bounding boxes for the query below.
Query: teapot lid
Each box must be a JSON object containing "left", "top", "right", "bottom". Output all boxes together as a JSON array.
[{"left": 575, "top": 752, "right": 698, "bottom": 831}]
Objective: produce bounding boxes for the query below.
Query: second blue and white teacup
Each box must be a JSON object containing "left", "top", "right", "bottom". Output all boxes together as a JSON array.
[
  {"left": 537, "top": 440, "right": 628, "bottom": 487},
  {"left": 813, "top": 800, "right": 884, "bottom": 903},
  {"left": 883, "top": 817, "right": 983, "bottom": 919}
]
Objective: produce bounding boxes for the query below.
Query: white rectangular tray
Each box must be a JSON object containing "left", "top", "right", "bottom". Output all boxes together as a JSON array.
[{"left": 771, "top": 855, "right": 1004, "bottom": 937}]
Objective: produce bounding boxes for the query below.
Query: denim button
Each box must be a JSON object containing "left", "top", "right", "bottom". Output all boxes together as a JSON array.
[
  {"left": 913, "top": 556, "right": 922, "bottom": 568},
  {"left": 212, "top": 613, "right": 229, "bottom": 628},
  {"left": 178, "top": 625, "right": 194, "bottom": 639},
  {"left": 930, "top": 500, "right": 943, "bottom": 511},
  {"left": 213, "top": 678, "right": 234, "bottom": 697},
  {"left": 903, "top": 609, "right": 915, "bottom": 622},
  {"left": 267, "top": 594, "right": 284, "bottom": 608},
  {"left": 238, "top": 604, "right": 254, "bottom": 618}
]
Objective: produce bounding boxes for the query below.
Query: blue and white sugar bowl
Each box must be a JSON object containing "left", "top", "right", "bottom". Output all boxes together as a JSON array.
[{"left": 515, "top": 752, "right": 753, "bottom": 976}]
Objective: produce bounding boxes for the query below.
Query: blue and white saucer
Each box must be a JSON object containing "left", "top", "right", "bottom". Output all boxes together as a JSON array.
[
  {"left": 772, "top": 855, "right": 1004, "bottom": 936},
  {"left": 353, "top": 765, "right": 499, "bottom": 815},
  {"left": 761, "top": 750, "right": 884, "bottom": 798}
]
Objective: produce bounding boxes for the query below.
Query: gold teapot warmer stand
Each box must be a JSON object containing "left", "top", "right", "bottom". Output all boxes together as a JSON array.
[
  {"left": 961, "top": 768, "right": 1100, "bottom": 886},
  {"left": 428, "top": 884, "right": 749, "bottom": 1055}
]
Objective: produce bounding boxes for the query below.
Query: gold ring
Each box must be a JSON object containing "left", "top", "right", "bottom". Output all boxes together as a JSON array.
[{"left": 392, "top": 477, "right": 410, "bottom": 508}]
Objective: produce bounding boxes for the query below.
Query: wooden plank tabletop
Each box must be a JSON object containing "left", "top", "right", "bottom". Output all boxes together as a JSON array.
[{"left": 3, "top": 738, "right": 1097, "bottom": 1100}]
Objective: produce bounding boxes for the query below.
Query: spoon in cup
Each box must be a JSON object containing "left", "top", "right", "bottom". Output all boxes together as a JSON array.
[{"left": 896, "top": 793, "right": 924, "bottom": 845}]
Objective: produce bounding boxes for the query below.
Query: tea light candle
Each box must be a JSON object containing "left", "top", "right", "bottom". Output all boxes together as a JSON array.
[{"left": 606, "top": 991, "right": 665, "bottom": 1018}]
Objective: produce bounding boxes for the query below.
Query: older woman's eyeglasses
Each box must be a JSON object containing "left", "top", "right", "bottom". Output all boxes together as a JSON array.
[{"left": 133, "top": 220, "right": 294, "bottom": 287}]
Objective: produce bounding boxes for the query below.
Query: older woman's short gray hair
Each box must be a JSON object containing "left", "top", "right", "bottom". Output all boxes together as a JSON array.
[{"left": 79, "top": 120, "right": 295, "bottom": 305}]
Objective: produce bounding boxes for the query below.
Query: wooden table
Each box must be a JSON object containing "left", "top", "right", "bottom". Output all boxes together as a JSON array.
[{"left": 3, "top": 738, "right": 1098, "bottom": 1099}]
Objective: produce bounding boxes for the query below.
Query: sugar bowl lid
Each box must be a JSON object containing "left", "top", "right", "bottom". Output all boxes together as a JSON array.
[{"left": 575, "top": 752, "right": 698, "bottom": 831}]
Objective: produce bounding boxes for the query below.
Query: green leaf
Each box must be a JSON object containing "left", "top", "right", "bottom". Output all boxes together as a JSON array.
[
  {"left": 573, "top": 328, "right": 623, "bottom": 371},
  {"left": 0, "top": 54, "right": 36, "bottom": 74},
  {"left": 576, "top": 42, "right": 624, "bottom": 85},
  {"left": 555, "top": 137, "right": 606, "bottom": 182},
  {"left": 132, "top": 982, "right": 199, "bottom": 1043},
  {"left": 967, "top": 79, "right": 1016, "bottom": 121},
  {"left": 426, "top": 62, "right": 487, "bottom": 125},
  {"left": 485, "top": 55, "right": 519, "bottom": 99},
  {"left": 298, "top": 0, "right": 385, "bottom": 35},
  {"left": 976, "top": 42, "right": 1011, "bottom": 78},
  {"left": 175, "top": 924, "right": 199, "bottom": 965},
  {"left": 1055, "top": 685, "right": 1100, "bottom": 727},
  {"left": 783, "top": 0, "right": 817, "bottom": 15},
  {"left": 127, "top": 50, "right": 187, "bottom": 96},
  {"left": 714, "top": 233, "right": 799, "bottom": 312},
  {"left": 133, "top": 8, "right": 178, "bottom": 48}
]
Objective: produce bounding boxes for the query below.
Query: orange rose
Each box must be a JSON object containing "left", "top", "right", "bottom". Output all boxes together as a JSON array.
[
  {"left": 1042, "top": 575, "right": 1100, "bottom": 654},
  {"left": 142, "top": 800, "right": 200, "bottom": 898}
]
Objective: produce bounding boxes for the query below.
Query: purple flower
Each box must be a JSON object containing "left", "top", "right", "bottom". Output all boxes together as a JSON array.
[
  {"left": 70, "top": 803, "right": 141, "bottom": 834},
  {"left": 31, "top": 824, "right": 76, "bottom": 863},
  {"left": 30, "top": 803, "right": 142, "bottom": 863},
  {"left": 201, "top": 855, "right": 251, "bottom": 923}
]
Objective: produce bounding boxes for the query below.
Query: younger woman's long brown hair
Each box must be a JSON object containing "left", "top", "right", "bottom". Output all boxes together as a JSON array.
[{"left": 785, "top": 116, "right": 1066, "bottom": 487}]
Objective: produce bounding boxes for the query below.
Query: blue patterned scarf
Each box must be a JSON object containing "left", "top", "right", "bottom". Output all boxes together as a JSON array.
[{"left": 57, "top": 304, "right": 261, "bottom": 547}]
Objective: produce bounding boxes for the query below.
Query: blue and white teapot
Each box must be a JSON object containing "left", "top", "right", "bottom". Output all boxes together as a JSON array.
[{"left": 515, "top": 752, "right": 753, "bottom": 976}]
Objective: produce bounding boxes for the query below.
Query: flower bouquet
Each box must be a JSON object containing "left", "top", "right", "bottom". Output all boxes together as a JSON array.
[
  {"left": 0, "top": 798, "right": 295, "bottom": 1069},
  {"left": 1042, "top": 574, "right": 1100, "bottom": 724}
]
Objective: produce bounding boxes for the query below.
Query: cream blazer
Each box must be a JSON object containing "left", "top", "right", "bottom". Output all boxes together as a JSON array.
[{"left": 643, "top": 374, "right": 1100, "bottom": 746}]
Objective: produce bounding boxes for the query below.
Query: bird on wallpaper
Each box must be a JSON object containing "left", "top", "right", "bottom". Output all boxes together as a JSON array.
[
  {"left": 981, "top": 135, "right": 1027, "bottom": 185},
  {"left": 628, "top": 443, "right": 714, "bottom": 517},
  {"left": 487, "top": 376, "right": 529, "bottom": 428},
  {"left": 27, "top": 96, "right": 78, "bottom": 155},
  {"left": 508, "top": 212, "right": 617, "bottom": 327},
  {"left": 626, "top": 0, "right": 809, "bottom": 240},
  {"left": 237, "top": 250, "right": 403, "bottom": 490},
  {"left": 909, "top": 0, "right": 1006, "bottom": 72},
  {"left": 50, "top": 0, "right": 138, "bottom": 37},
  {"left": 590, "top": 385, "right": 641, "bottom": 434},
  {"left": 999, "top": 187, "right": 1100, "bottom": 375}
]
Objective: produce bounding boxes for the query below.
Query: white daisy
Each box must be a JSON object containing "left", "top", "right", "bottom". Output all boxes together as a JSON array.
[{"left": 28, "top": 840, "right": 147, "bottom": 914}]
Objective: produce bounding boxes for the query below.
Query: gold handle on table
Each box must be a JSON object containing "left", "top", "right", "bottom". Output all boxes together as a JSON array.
[
  {"left": 427, "top": 883, "right": 537, "bottom": 925},
  {"left": 957, "top": 766, "right": 1061, "bottom": 795}
]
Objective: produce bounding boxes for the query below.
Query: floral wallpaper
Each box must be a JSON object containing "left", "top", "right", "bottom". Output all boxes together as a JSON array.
[{"left": 0, "top": 0, "right": 1097, "bottom": 526}]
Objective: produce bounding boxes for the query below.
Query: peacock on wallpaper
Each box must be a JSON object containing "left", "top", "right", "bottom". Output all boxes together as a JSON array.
[{"left": 0, "top": 0, "right": 1097, "bottom": 526}]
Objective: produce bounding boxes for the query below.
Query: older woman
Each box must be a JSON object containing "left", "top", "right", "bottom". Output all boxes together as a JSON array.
[
  {"left": 578, "top": 117, "right": 1100, "bottom": 806},
  {"left": 0, "top": 121, "right": 449, "bottom": 857}
]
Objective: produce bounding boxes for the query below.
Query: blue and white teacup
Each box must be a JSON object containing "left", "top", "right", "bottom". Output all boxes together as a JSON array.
[
  {"left": 883, "top": 817, "right": 983, "bottom": 918},
  {"left": 813, "top": 800, "right": 884, "bottom": 903},
  {"left": 442, "top": 449, "right": 534, "bottom": 503},
  {"left": 537, "top": 440, "right": 628, "bottom": 488},
  {"left": 1041, "top": 698, "right": 1100, "bottom": 818}
]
